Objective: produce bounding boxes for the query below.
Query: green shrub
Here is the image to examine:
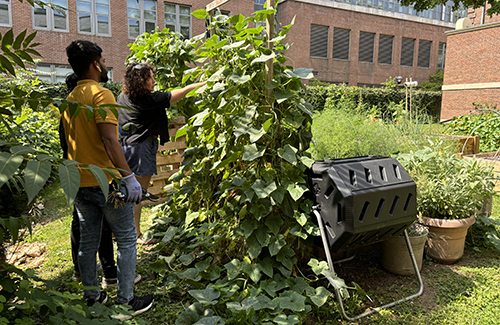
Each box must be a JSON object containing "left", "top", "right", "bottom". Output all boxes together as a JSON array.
[
  {"left": 444, "top": 111, "right": 500, "bottom": 153},
  {"left": 304, "top": 83, "right": 442, "bottom": 120}
]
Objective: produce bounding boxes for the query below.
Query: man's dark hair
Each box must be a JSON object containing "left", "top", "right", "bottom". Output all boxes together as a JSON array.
[{"left": 66, "top": 40, "right": 102, "bottom": 78}]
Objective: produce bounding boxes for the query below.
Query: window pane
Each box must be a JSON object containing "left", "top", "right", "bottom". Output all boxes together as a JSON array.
[
  {"left": 358, "top": 32, "right": 375, "bottom": 63},
  {"left": 127, "top": 0, "right": 139, "bottom": 8},
  {"left": 77, "top": 1, "right": 92, "bottom": 12},
  {"left": 378, "top": 34, "right": 393, "bottom": 65},
  {"left": 180, "top": 6, "right": 190, "bottom": 15},
  {"left": 165, "top": 13, "right": 176, "bottom": 23},
  {"left": 128, "top": 8, "right": 140, "bottom": 19},
  {"left": 144, "top": 0, "right": 156, "bottom": 11},
  {"left": 129, "top": 19, "right": 139, "bottom": 37},
  {"left": 165, "top": 24, "right": 175, "bottom": 32},
  {"left": 0, "top": 3, "right": 9, "bottom": 25},
  {"left": 400, "top": 38, "right": 415, "bottom": 66},
  {"left": 179, "top": 16, "right": 190, "bottom": 25},
  {"left": 417, "top": 40, "right": 431, "bottom": 68},
  {"left": 144, "top": 10, "right": 156, "bottom": 20},
  {"left": 332, "top": 28, "right": 350, "bottom": 60},
  {"left": 36, "top": 65, "right": 52, "bottom": 73},
  {"left": 164, "top": 4, "right": 175, "bottom": 13},
  {"left": 54, "top": 11, "right": 67, "bottom": 30},
  {"left": 34, "top": 8, "right": 48, "bottom": 28},
  {"left": 145, "top": 21, "right": 155, "bottom": 33},
  {"left": 97, "top": 15, "right": 109, "bottom": 34},
  {"left": 96, "top": 0, "right": 109, "bottom": 3},
  {"left": 96, "top": 4, "right": 109, "bottom": 15},
  {"left": 181, "top": 26, "right": 190, "bottom": 39},
  {"left": 53, "top": 0, "right": 67, "bottom": 8},
  {"left": 78, "top": 13, "right": 91, "bottom": 32},
  {"left": 54, "top": 64, "right": 73, "bottom": 77}
]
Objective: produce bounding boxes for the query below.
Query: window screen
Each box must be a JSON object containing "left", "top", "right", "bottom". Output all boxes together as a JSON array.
[
  {"left": 400, "top": 38, "right": 415, "bottom": 67},
  {"left": 310, "top": 24, "right": 328, "bottom": 58},
  {"left": 332, "top": 28, "right": 350, "bottom": 60},
  {"left": 358, "top": 32, "right": 375, "bottom": 63},
  {"left": 378, "top": 34, "right": 393, "bottom": 65},
  {"left": 417, "top": 40, "right": 432, "bottom": 68}
]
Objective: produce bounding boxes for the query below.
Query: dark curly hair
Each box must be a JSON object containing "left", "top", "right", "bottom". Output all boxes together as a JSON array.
[{"left": 122, "top": 63, "right": 156, "bottom": 99}]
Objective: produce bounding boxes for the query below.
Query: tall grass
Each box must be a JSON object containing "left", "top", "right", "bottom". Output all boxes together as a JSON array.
[{"left": 309, "top": 101, "right": 449, "bottom": 160}]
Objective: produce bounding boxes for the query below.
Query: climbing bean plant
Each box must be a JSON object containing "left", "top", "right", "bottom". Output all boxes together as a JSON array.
[{"left": 131, "top": 10, "right": 348, "bottom": 324}]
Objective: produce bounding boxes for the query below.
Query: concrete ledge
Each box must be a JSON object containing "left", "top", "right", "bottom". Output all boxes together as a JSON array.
[{"left": 442, "top": 82, "right": 500, "bottom": 91}]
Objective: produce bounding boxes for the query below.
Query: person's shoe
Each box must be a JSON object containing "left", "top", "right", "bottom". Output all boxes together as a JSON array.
[
  {"left": 72, "top": 270, "right": 81, "bottom": 282},
  {"left": 111, "top": 294, "right": 154, "bottom": 321},
  {"left": 102, "top": 274, "right": 142, "bottom": 288},
  {"left": 87, "top": 291, "right": 108, "bottom": 307}
]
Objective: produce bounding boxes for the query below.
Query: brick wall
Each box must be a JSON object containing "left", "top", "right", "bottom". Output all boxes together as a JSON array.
[
  {"left": 468, "top": 4, "right": 500, "bottom": 26},
  {"left": 278, "top": 0, "right": 452, "bottom": 86},
  {"left": 441, "top": 24, "right": 500, "bottom": 120},
  {"left": 0, "top": 0, "right": 254, "bottom": 83}
]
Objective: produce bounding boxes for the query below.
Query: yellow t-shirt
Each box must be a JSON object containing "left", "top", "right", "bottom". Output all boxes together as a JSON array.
[{"left": 62, "top": 79, "right": 119, "bottom": 187}]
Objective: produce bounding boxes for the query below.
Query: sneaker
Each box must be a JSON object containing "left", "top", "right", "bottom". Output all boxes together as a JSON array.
[
  {"left": 87, "top": 291, "right": 108, "bottom": 307},
  {"left": 102, "top": 274, "right": 142, "bottom": 288},
  {"left": 111, "top": 294, "right": 154, "bottom": 321},
  {"left": 72, "top": 270, "right": 81, "bottom": 282}
]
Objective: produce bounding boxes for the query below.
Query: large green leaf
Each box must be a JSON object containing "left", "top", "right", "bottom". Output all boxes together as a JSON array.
[
  {"left": 0, "top": 55, "right": 15, "bottom": 75},
  {"left": 277, "top": 144, "right": 297, "bottom": 165},
  {"left": 307, "top": 286, "right": 331, "bottom": 307},
  {"left": 268, "top": 234, "right": 286, "bottom": 256},
  {"left": 286, "top": 183, "right": 308, "bottom": 201},
  {"left": 0, "top": 152, "right": 23, "bottom": 189},
  {"left": 188, "top": 288, "right": 220, "bottom": 305},
  {"left": 58, "top": 163, "right": 80, "bottom": 206},
  {"left": 226, "top": 297, "right": 258, "bottom": 311},
  {"left": 251, "top": 179, "right": 277, "bottom": 199},
  {"left": 276, "top": 291, "right": 306, "bottom": 312},
  {"left": 242, "top": 144, "right": 265, "bottom": 161},
  {"left": 24, "top": 160, "right": 51, "bottom": 203},
  {"left": 87, "top": 165, "right": 109, "bottom": 199},
  {"left": 273, "top": 314, "right": 300, "bottom": 325}
]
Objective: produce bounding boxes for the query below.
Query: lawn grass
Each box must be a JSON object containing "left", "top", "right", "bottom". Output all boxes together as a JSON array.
[{"left": 12, "top": 183, "right": 500, "bottom": 324}]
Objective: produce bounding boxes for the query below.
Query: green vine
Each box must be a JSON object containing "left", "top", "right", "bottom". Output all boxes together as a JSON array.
[{"left": 130, "top": 10, "right": 347, "bottom": 324}]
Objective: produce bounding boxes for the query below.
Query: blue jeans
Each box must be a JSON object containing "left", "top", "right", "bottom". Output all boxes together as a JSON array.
[{"left": 74, "top": 186, "right": 137, "bottom": 304}]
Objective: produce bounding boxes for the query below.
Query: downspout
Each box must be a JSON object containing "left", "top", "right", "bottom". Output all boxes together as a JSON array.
[{"left": 481, "top": 6, "right": 485, "bottom": 25}]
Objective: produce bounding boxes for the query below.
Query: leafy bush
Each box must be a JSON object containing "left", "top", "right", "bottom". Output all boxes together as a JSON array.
[
  {"left": 444, "top": 111, "right": 500, "bottom": 153},
  {"left": 304, "top": 83, "right": 442, "bottom": 120},
  {"left": 396, "top": 145, "right": 497, "bottom": 219}
]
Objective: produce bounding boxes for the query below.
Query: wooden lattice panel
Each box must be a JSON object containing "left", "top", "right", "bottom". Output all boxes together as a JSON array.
[{"left": 148, "top": 116, "right": 186, "bottom": 198}]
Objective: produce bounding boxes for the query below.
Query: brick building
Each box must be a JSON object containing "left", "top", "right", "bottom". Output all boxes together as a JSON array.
[
  {"left": 440, "top": 5, "right": 500, "bottom": 120},
  {"left": 0, "top": 0, "right": 465, "bottom": 87}
]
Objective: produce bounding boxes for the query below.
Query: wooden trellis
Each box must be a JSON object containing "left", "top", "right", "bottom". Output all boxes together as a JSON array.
[{"left": 148, "top": 116, "right": 186, "bottom": 199}]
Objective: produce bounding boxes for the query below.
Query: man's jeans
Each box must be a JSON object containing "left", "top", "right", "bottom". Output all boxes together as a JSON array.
[{"left": 74, "top": 186, "right": 136, "bottom": 304}]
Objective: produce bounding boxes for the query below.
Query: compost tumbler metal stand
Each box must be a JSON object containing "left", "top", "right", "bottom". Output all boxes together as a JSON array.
[{"left": 313, "top": 209, "right": 424, "bottom": 321}]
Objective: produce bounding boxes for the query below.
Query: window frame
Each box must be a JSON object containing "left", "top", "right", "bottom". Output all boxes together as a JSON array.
[
  {"left": 437, "top": 42, "right": 446, "bottom": 70},
  {"left": 417, "top": 40, "right": 432, "bottom": 68},
  {"left": 0, "top": 0, "right": 12, "bottom": 27},
  {"left": 32, "top": 0, "right": 69, "bottom": 32},
  {"left": 378, "top": 34, "right": 394, "bottom": 65},
  {"left": 164, "top": 2, "right": 192, "bottom": 39},
  {"left": 77, "top": 0, "right": 111, "bottom": 36},
  {"left": 400, "top": 37, "right": 415, "bottom": 67},
  {"left": 34, "top": 63, "right": 113, "bottom": 83},
  {"left": 127, "top": 0, "right": 157, "bottom": 39}
]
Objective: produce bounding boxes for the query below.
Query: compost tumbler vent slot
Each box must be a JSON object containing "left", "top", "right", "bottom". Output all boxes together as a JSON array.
[
  {"left": 359, "top": 201, "right": 369, "bottom": 222},
  {"left": 374, "top": 198, "right": 385, "bottom": 219},
  {"left": 349, "top": 170, "right": 357, "bottom": 186},
  {"left": 379, "top": 166, "right": 387, "bottom": 181},
  {"left": 389, "top": 196, "right": 399, "bottom": 215},
  {"left": 364, "top": 168, "right": 372, "bottom": 183},
  {"left": 324, "top": 185, "right": 334, "bottom": 199},
  {"left": 403, "top": 193, "right": 413, "bottom": 212}
]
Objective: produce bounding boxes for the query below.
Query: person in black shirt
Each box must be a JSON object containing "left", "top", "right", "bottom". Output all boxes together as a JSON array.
[{"left": 118, "top": 63, "right": 205, "bottom": 244}]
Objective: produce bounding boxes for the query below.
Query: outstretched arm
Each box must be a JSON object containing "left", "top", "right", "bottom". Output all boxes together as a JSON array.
[{"left": 170, "top": 81, "right": 207, "bottom": 104}]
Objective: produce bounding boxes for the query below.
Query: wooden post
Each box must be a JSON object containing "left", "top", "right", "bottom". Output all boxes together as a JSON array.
[
  {"left": 405, "top": 78, "right": 408, "bottom": 114},
  {"left": 265, "top": 0, "right": 275, "bottom": 103},
  {"left": 409, "top": 77, "right": 413, "bottom": 120}
]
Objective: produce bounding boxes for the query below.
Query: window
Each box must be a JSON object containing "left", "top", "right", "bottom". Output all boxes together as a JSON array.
[
  {"left": 164, "top": 3, "right": 191, "bottom": 39},
  {"left": 400, "top": 38, "right": 415, "bottom": 67},
  {"left": 358, "top": 32, "right": 375, "bottom": 63},
  {"left": 332, "top": 28, "right": 350, "bottom": 61},
  {"left": 378, "top": 34, "right": 393, "bottom": 65},
  {"left": 255, "top": 0, "right": 265, "bottom": 11},
  {"left": 417, "top": 40, "right": 432, "bottom": 68},
  {"left": 0, "top": 0, "right": 11, "bottom": 26},
  {"left": 34, "top": 64, "right": 113, "bottom": 83},
  {"left": 33, "top": 0, "right": 68, "bottom": 31},
  {"left": 127, "top": 0, "right": 156, "bottom": 39},
  {"left": 310, "top": 25, "right": 328, "bottom": 58},
  {"left": 77, "top": 0, "right": 110, "bottom": 36},
  {"left": 437, "top": 43, "right": 446, "bottom": 70}
]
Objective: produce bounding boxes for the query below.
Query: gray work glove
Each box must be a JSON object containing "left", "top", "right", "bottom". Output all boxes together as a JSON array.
[{"left": 122, "top": 173, "right": 141, "bottom": 204}]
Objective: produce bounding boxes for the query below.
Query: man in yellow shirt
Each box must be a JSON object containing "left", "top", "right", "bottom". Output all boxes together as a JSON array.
[{"left": 62, "top": 40, "right": 153, "bottom": 319}]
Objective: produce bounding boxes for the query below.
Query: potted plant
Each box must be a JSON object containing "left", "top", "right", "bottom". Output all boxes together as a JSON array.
[
  {"left": 395, "top": 144, "right": 497, "bottom": 264},
  {"left": 381, "top": 222, "right": 429, "bottom": 275}
]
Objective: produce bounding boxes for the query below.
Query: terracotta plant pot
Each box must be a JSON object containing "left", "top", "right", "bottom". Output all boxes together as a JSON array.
[
  {"left": 420, "top": 216, "right": 475, "bottom": 264},
  {"left": 381, "top": 232, "right": 428, "bottom": 276}
]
